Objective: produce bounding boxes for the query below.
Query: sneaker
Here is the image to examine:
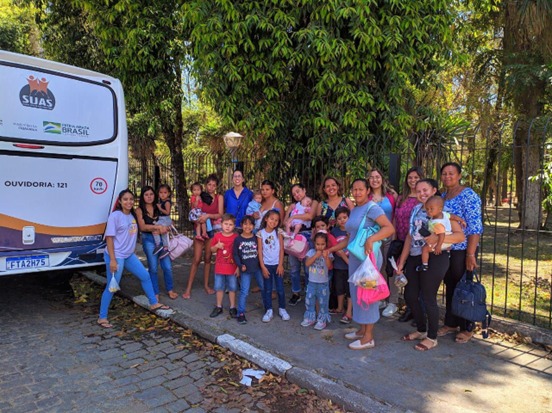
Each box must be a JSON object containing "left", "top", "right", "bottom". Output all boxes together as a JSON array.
[
  {"left": 278, "top": 308, "right": 290, "bottom": 321},
  {"left": 229, "top": 308, "right": 238, "bottom": 318},
  {"left": 379, "top": 301, "right": 387, "bottom": 310},
  {"left": 262, "top": 309, "right": 273, "bottom": 322},
  {"left": 416, "top": 263, "right": 429, "bottom": 272},
  {"left": 301, "top": 318, "right": 315, "bottom": 327},
  {"left": 382, "top": 303, "right": 398, "bottom": 318},
  {"left": 159, "top": 249, "right": 170, "bottom": 259},
  {"left": 237, "top": 314, "right": 247, "bottom": 324},
  {"left": 314, "top": 321, "right": 327, "bottom": 331},
  {"left": 153, "top": 245, "right": 164, "bottom": 255},
  {"left": 340, "top": 315, "right": 352, "bottom": 324},
  {"left": 288, "top": 293, "right": 301, "bottom": 306},
  {"left": 209, "top": 306, "right": 223, "bottom": 318}
]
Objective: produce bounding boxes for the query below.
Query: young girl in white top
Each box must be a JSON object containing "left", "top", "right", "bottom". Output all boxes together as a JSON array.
[{"left": 257, "top": 210, "right": 290, "bottom": 322}]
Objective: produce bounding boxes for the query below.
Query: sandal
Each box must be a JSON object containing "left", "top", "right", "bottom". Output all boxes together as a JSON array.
[
  {"left": 97, "top": 319, "right": 113, "bottom": 329},
  {"left": 437, "top": 325, "right": 459, "bottom": 337},
  {"left": 414, "top": 338, "right": 438, "bottom": 351},
  {"left": 168, "top": 291, "right": 178, "bottom": 300},
  {"left": 401, "top": 331, "right": 427, "bottom": 341},
  {"left": 455, "top": 331, "right": 474, "bottom": 344},
  {"left": 340, "top": 315, "right": 352, "bottom": 324}
]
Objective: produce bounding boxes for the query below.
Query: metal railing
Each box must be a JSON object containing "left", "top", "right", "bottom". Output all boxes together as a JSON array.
[{"left": 129, "top": 119, "right": 552, "bottom": 328}]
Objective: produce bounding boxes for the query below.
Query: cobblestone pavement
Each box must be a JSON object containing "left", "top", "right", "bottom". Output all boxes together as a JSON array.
[{"left": 0, "top": 273, "right": 348, "bottom": 413}]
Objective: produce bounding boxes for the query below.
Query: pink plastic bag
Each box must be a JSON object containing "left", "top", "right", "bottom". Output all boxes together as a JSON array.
[{"left": 350, "top": 252, "right": 390, "bottom": 308}]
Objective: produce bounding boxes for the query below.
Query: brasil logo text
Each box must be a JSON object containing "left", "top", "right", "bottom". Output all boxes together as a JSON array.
[{"left": 20, "top": 75, "right": 56, "bottom": 110}]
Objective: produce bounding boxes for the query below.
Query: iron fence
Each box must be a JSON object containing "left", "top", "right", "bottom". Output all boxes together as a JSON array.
[{"left": 129, "top": 119, "right": 552, "bottom": 328}]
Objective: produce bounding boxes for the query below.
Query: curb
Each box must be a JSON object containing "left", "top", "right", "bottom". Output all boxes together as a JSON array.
[{"left": 82, "top": 270, "right": 400, "bottom": 413}]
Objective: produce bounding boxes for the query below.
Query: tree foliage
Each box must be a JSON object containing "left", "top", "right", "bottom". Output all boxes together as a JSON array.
[
  {"left": 0, "top": 0, "right": 40, "bottom": 55},
  {"left": 183, "top": 0, "right": 454, "bottom": 167}
]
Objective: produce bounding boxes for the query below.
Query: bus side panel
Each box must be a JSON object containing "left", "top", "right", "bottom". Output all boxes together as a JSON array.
[{"left": 0, "top": 153, "right": 118, "bottom": 273}]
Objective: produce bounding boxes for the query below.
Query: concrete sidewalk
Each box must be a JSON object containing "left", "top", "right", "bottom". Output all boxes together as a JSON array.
[{"left": 86, "top": 251, "right": 552, "bottom": 413}]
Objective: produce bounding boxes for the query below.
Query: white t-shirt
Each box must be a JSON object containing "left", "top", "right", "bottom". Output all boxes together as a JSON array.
[{"left": 257, "top": 228, "right": 281, "bottom": 265}]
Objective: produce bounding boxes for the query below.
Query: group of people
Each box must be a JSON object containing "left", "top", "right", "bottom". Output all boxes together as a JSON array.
[{"left": 98, "top": 163, "right": 483, "bottom": 352}]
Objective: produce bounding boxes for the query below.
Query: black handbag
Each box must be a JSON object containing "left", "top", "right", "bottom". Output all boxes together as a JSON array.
[{"left": 451, "top": 270, "right": 492, "bottom": 338}]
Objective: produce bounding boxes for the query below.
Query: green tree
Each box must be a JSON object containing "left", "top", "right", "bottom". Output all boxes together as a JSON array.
[
  {"left": 0, "top": 0, "right": 40, "bottom": 55},
  {"left": 502, "top": 0, "right": 552, "bottom": 229},
  {"left": 183, "top": 0, "right": 453, "bottom": 174},
  {"left": 72, "top": 0, "right": 190, "bottom": 225}
]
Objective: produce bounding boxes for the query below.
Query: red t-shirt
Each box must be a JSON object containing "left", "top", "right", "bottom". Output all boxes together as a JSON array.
[{"left": 212, "top": 232, "right": 238, "bottom": 275}]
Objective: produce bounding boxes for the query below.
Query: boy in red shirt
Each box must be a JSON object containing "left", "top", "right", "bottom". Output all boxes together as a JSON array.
[{"left": 209, "top": 214, "right": 239, "bottom": 318}]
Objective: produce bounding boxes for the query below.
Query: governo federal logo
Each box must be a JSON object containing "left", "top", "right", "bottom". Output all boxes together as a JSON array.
[{"left": 20, "top": 75, "right": 56, "bottom": 110}]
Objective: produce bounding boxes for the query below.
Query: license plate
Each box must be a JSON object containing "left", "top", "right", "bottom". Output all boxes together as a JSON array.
[{"left": 6, "top": 255, "right": 49, "bottom": 270}]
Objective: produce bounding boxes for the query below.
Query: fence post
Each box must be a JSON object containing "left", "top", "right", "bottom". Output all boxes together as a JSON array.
[{"left": 389, "top": 153, "right": 401, "bottom": 190}]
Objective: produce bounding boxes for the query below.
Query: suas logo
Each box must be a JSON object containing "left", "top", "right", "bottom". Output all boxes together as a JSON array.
[{"left": 20, "top": 75, "right": 56, "bottom": 110}]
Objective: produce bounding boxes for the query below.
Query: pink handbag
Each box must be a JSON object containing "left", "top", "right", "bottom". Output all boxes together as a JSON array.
[
  {"left": 284, "top": 234, "right": 309, "bottom": 260},
  {"left": 168, "top": 226, "right": 193, "bottom": 260}
]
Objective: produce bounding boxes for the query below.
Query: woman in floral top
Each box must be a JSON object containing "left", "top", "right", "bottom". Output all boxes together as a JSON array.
[{"left": 438, "top": 162, "right": 483, "bottom": 344}]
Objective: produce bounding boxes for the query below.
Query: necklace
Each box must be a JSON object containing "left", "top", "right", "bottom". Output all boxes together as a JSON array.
[{"left": 446, "top": 185, "right": 464, "bottom": 200}]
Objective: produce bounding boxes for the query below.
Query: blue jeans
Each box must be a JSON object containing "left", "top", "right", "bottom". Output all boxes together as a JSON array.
[
  {"left": 303, "top": 281, "right": 331, "bottom": 323},
  {"left": 237, "top": 269, "right": 264, "bottom": 314},
  {"left": 262, "top": 264, "right": 285, "bottom": 310},
  {"left": 142, "top": 232, "right": 174, "bottom": 295},
  {"left": 152, "top": 216, "right": 172, "bottom": 247},
  {"left": 214, "top": 274, "right": 238, "bottom": 292},
  {"left": 288, "top": 231, "right": 311, "bottom": 294},
  {"left": 288, "top": 254, "right": 307, "bottom": 294},
  {"left": 99, "top": 252, "right": 158, "bottom": 319}
]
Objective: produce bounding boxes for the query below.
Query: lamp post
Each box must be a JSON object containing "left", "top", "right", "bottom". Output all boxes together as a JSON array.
[{"left": 223, "top": 132, "right": 243, "bottom": 187}]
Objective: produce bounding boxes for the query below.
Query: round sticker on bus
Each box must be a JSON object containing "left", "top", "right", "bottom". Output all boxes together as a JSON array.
[{"left": 90, "top": 177, "right": 108, "bottom": 194}]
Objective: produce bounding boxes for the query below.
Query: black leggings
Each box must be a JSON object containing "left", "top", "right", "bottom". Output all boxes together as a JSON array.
[
  {"left": 444, "top": 250, "right": 469, "bottom": 330},
  {"left": 404, "top": 253, "right": 450, "bottom": 339}
]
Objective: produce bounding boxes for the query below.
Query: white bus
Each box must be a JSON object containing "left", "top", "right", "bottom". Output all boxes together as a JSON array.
[{"left": 0, "top": 50, "right": 128, "bottom": 275}]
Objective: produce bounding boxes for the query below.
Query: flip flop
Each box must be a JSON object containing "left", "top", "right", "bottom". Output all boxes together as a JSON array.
[
  {"left": 205, "top": 288, "right": 215, "bottom": 295},
  {"left": 151, "top": 304, "right": 171, "bottom": 311},
  {"left": 168, "top": 291, "right": 178, "bottom": 300},
  {"left": 182, "top": 292, "right": 191, "bottom": 299},
  {"left": 455, "top": 331, "right": 474, "bottom": 344},
  {"left": 414, "top": 338, "right": 438, "bottom": 351},
  {"left": 97, "top": 320, "right": 113, "bottom": 329}
]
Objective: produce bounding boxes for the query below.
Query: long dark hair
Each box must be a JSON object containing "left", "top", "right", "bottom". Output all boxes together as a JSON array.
[
  {"left": 416, "top": 178, "right": 441, "bottom": 197},
  {"left": 261, "top": 179, "right": 277, "bottom": 197},
  {"left": 319, "top": 176, "right": 344, "bottom": 200},
  {"left": 138, "top": 186, "right": 158, "bottom": 218},
  {"left": 114, "top": 189, "right": 138, "bottom": 221},
  {"left": 398, "top": 166, "right": 424, "bottom": 207},
  {"left": 261, "top": 210, "right": 281, "bottom": 229}
]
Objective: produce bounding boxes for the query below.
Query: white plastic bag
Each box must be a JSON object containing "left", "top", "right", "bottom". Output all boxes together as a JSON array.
[
  {"left": 108, "top": 273, "right": 120, "bottom": 293},
  {"left": 348, "top": 253, "right": 383, "bottom": 289},
  {"left": 388, "top": 257, "right": 408, "bottom": 288}
]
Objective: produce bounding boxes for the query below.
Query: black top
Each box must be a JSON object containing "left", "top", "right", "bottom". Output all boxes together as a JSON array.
[{"left": 233, "top": 235, "right": 261, "bottom": 273}]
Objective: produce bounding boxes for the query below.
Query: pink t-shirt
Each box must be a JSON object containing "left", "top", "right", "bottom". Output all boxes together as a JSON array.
[{"left": 394, "top": 196, "right": 420, "bottom": 241}]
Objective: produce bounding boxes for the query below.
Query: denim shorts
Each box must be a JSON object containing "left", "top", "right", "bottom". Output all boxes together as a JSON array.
[{"left": 214, "top": 274, "right": 238, "bottom": 292}]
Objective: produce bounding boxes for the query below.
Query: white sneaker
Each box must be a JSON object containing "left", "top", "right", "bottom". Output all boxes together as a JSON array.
[
  {"left": 314, "top": 321, "right": 327, "bottom": 330},
  {"left": 301, "top": 318, "right": 315, "bottom": 327},
  {"left": 278, "top": 308, "right": 290, "bottom": 321},
  {"left": 379, "top": 300, "right": 387, "bottom": 310},
  {"left": 345, "top": 331, "right": 363, "bottom": 340},
  {"left": 262, "top": 309, "right": 273, "bottom": 322},
  {"left": 382, "top": 303, "right": 398, "bottom": 317}
]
